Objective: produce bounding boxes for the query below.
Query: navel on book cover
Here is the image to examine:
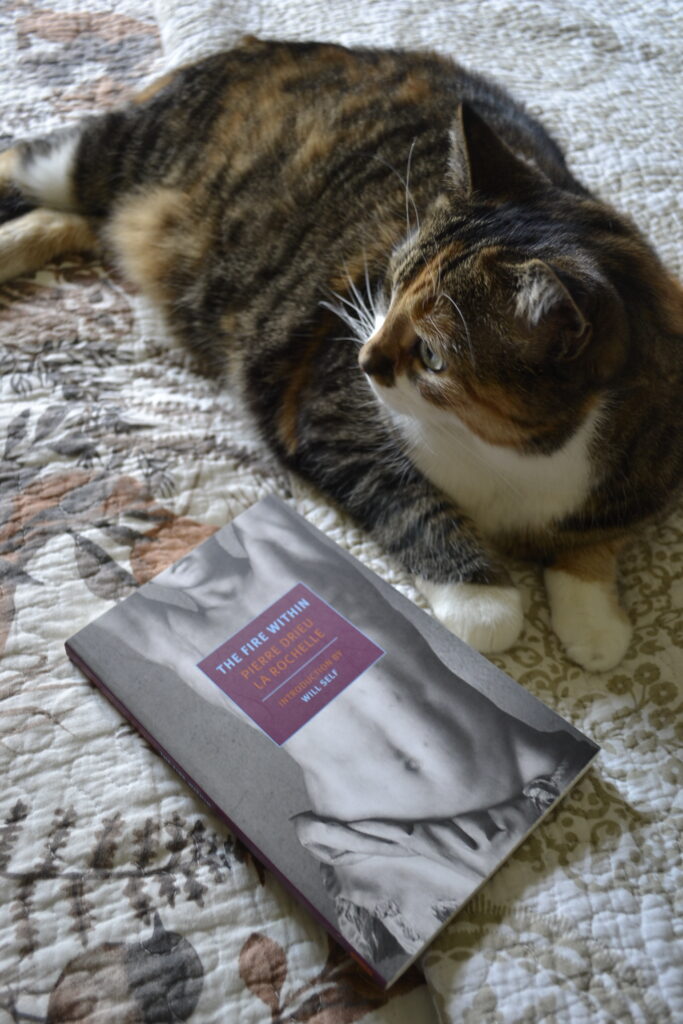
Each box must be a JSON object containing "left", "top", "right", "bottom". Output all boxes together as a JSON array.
[{"left": 66, "top": 495, "right": 599, "bottom": 988}]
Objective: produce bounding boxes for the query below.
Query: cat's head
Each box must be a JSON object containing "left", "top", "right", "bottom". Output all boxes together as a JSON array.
[{"left": 359, "top": 104, "right": 683, "bottom": 454}]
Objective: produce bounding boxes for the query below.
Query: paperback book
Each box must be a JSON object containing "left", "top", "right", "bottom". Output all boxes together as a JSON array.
[{"left": 65, "top": 495, "right": 599, "bottom": 988}]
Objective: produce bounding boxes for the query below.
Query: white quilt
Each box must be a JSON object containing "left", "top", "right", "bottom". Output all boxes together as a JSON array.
[{"left": 1, "top": 1, "right": 681, "bottom": 1021}]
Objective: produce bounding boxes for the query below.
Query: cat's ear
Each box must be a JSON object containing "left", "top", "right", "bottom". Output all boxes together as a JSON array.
[
  {"left": 449, "top": 104, "right": 543, "bottom": 199},
  {"left": 512, "top": 259, "right": 593, "bottom": 362}
]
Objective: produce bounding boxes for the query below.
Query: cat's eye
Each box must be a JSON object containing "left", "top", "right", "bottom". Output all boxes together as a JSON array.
[{"left": 417, "top": 337, "right": 446, "bottom": 372}]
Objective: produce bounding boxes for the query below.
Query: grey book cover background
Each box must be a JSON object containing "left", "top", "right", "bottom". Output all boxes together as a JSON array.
[{"left": 66, "top": 495, "right": 599, "bottom": 988}]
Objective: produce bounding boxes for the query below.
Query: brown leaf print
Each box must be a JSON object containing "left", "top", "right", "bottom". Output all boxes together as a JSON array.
[
  {"left": 100, "top": 475, "right": 158, "bottom": 521},
  {"left": 2, "top": 468, "right": 93, "bottom": 545},
  {"left": 13, "top": 6, "right": 161, "bottom": 115},
  {"left": 57, "top": 76, "right": 134, "bottom": 112},
  {"left": 0, "top": 467, "right": 122, "bottom": 655},
  {"left": 0, "top": 454, "right": 199, "bottom": 655},
  {"left": 17, "top": 9, "right": 157, "bottom": 46},
  {"left": 236, "top": 933, "right": 423, "bottom": 1024},
  {"left": 130, "top": 516, "right": 218, "bottom": 583},
  {"left": 45, "top": 916, "right": 204, "bottom": 1020},
  {"left": 47, "top": 942, "right": 145, "bottom": 1023},
  {"left": 239, "top": 932, "right": 288, "bottom": 1014}
]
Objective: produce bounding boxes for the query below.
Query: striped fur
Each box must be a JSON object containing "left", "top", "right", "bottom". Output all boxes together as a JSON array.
[{"left": 1, "top": 38, "right": 681, "bottom": 666}]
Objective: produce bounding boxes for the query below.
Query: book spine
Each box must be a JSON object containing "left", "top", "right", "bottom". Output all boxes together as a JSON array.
[{"left": 64, "top": 640, "right": 389, "bottom": 989}]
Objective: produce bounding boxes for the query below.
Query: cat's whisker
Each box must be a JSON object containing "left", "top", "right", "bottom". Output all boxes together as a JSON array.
[
  {"left": 344, "top": 269, "right": 383, "bottom": 329},
  {"left": 321, "top": 283, "right": 377, "bottom": 344},
  {"left": 363, "top": 258, "right": 374, "bottom": 311},
  {"left": 424, "top": 314, "right": 448, "bottom": 347},
  {"left": 346, "top": 274, "right": 370, "bottom": 318},
  {"left": 417, "top": 255, "right": 439, "bottom": 297},
  {"left": 320, "top": 301, "right": 362, "bottom": 335},
  {"left": 322, "top": 288, "right": 359, "bottom": 314},
  {"left": 362, "top": 255, "right": 383, "bottom": 323},
  {"left": 438, "top": 292, "right": 476, "bottom": 369},
  {"left": 346, "top": 270, "right": 382, "bottom": 333},
  {"left": 404, "top": 139, "right": 420, "bottom": 235},
  {"left": 334, "top": 334, "right": 369, "bottom": 345},
  {"left": 371, "top": 150, "right": 420, "bottom": 236}
]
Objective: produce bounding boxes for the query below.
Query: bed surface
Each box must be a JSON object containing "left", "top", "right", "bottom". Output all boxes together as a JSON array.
[{"left": 1, "top": 1, "right": 681, "bottom": 1021}]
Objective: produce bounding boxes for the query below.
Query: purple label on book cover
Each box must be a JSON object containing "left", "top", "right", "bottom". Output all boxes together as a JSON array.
[{"left": 197, "top": 583, "right": 384, "bottom": 744}]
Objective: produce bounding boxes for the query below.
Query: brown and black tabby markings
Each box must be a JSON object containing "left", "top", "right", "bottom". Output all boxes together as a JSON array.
[{"left": 1, "top": 37, "right": 682, "bottom": 666}]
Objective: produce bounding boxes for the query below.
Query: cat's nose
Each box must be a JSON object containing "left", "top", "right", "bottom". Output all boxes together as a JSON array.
[{"left": 358, "top": 342, "right": 394, "bottom": 385}]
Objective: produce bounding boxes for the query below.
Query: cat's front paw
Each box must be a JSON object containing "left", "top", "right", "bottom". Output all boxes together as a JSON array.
[
  {"left": 545, "top": 569, "right": 632, "bottom": 671},
  {"left": 416, "top": 580, "right": 524, "bottom": 653}
]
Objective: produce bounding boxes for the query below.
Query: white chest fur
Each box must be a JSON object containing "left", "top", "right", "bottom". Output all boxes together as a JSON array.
[{"left": 391, "top": 399, "right": 600, "bottom": 538}]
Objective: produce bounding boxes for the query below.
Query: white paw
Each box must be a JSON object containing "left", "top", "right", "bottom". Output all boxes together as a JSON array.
[
  {"left": 416, "top": 580, "right": 524, "bottom": 653},
  {"left": 545, "top": 569, "right": 632, "bottom": 672}
]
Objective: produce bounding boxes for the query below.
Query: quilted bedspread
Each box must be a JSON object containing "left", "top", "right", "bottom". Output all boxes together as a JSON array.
[{"left": 1, "top": 0, "right": 681, "bottom": 1021}]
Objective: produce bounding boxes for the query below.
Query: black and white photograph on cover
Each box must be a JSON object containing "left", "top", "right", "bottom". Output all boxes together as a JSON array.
[{"left": 69, "top": 496, "right": 597, "bottom": 977}]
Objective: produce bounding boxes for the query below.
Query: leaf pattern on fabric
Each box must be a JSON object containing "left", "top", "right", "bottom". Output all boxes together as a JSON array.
[
  {"left": 89, "top": 812, "right": 124, "bottom": 872},
  {"left": 44, "top": 916, "right": 203, "bottom": 1023},
  {"left": 0, "top": 800, "right": 29, "bottom": 873},
  {"left": 239, "top": 932, "right": 289, "bottom": 1013},
  {"left": 126, "top": 914, "right": 204, "bottom": 1022},
  {"left": 237, "top": 933, "right": 423, "bottom": 1023},
  {"left": 33, "top": 404, "right": 69, "bottom": 443},
  {"left": 46, "top": 942, "right": 139, "bottom": 1024},
  {"left": 300, "top": 943, "right": 423, "bottom": 1024},
  {"left": 1, "top": 800, "right": 245, "bottom": 1005},
  {"left": 3, "top": 409, "right": 30, "bottom": 458},
  {"left": 62, "top": 874, "right": 95, "bottom": 947},
  {"left": 72, "top": 532, "right": 137, "bottom": 600}
]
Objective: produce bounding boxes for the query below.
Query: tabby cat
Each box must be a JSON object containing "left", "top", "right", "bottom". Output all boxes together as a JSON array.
[{"left": 1, "top": 38, "right": 682, "bottom": 671}]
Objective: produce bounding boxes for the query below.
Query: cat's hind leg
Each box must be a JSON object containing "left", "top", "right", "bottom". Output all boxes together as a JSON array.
[
  {"left": 0, "top": 142, "right": 99, "bottom": 281},
  {"left": 0, "top": 207, "right": 99, "bottom": 282},
  {"left": 545, "top": 538, "right": 632, "bottom": 671}
]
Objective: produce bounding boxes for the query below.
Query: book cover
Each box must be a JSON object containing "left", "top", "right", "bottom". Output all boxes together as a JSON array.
[{"left": 65, "top": 495, "right": 599, "bottom": 988}]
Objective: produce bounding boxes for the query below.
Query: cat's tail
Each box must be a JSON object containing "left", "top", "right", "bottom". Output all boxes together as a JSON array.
[{"left": 0, "top": 126, "right": 101, "bottom": 281}]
